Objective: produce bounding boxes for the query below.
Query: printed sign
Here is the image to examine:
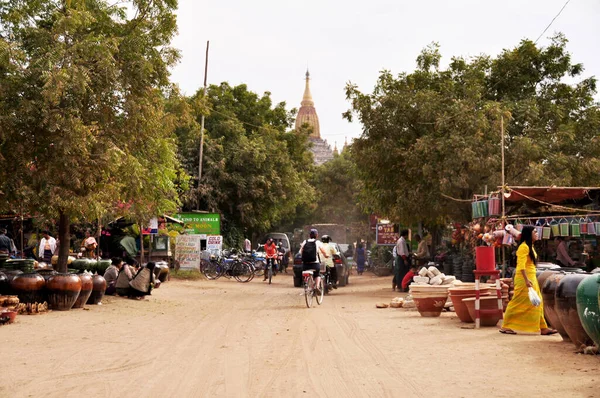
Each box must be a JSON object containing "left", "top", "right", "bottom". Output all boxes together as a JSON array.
[
  {"left": 175, "top": 234, "right": 202, "bottom": 269},
  {"left": 376, "top": 224, "right": 399, "bottom": 246},
  {"left": 207, "top": 235, "right": 223, "bottom": 251},
  {"left": 142, "top": 217, "right": 159, "bottom": 235},
  {"left": 175, "top": 213, "right": 221, "bottom": 235}
]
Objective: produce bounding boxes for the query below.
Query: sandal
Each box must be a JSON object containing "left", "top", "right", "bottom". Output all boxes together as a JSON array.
[
  {"left": 499, "top": 329, "right": 517, "bottom": 335},
  {"left": 541, "top": 328, "right": 558, "bottom": 336}
]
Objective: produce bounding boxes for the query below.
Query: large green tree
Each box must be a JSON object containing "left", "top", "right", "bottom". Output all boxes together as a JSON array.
[
  {"left": 175, "top": 83, "right": 315, "bottom": 246},
  {"left": 344, "top": 35, "right": 600, "bottom": 228},
  {"left": 0, "top": 0, "right": 184, "bottom": 271}
]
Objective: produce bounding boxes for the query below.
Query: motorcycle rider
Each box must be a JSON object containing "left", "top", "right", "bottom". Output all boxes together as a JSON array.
[
  {"left": 320, "top": 235, "right": 338, "bottom": 289},
  {"left": 277, "top": 241, "right": 288, "bottom": 273}
]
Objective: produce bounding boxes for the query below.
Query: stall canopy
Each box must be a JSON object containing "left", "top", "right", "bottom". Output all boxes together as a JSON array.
[{"left": 504, "top": 186, "right": 600, "bottom": 205}]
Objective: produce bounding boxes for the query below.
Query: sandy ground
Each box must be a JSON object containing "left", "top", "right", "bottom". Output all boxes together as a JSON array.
[{"left": 1, "top": 272, "right": 599, "bottom": 398}]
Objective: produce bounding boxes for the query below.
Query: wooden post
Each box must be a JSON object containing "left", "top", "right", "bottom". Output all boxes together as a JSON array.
[{"left": 140, "top": 221, "right": 145, "bottom": 266}]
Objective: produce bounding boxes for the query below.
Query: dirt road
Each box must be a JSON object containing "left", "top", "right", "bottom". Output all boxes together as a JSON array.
[{"left": 2, "top": 273, "right": 598, "bottom": 398}]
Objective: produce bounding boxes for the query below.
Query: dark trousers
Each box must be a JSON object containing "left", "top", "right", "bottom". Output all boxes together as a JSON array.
[{"left": 394, "top": 256, "right": 409, "bottom": 291}]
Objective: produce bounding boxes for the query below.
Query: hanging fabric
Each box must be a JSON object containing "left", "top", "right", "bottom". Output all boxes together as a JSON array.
[
  {"left": 550, "top": 219, "right": 559, "bottom": 237},
  {"left": 559, "top": 218, "right": 569, "bottom": 237},
  {"left": 570, "top": 218, "right": 581, "bottom": 238},
  {"left": 580, "top": 217, "right": 588, "bottom": 234},
  {"left": 542, "top": 220, "right": 552, "bottom": 240},
  {"left": 587, "top": 218, "right": 596, "bottom": 235}
]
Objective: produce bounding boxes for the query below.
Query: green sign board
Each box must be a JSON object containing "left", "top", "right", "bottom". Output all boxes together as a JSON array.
[{"left": 175, "top": 213, "right": 221, "bottom": 235}]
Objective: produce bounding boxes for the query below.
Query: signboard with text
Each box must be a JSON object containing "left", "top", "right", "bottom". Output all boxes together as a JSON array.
[
  {"left": 207, "top": 235, "right": 223, "bottom": 251},
  {"left": 175, "top": 234, "right": 202, "bottom": 269},
  {"left": 376, "top": 223, "right": 399, "bottom": 246},
  {"left": 175, "top": 213, "right": 221, "bottom": 235}
]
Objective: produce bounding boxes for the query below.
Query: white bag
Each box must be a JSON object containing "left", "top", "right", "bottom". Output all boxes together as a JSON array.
[{"left": 528, "top": 287, "right": 541, "bottom": 307}]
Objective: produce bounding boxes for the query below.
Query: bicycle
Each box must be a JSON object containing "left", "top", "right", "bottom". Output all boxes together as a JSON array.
[{"left": 302, "top": 269, "right": 324, "bottom": 308}]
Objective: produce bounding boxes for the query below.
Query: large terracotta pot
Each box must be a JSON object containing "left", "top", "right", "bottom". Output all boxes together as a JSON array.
[
  {"left": 542, "top": 273, "right": 569, "bottom": 341},
  {"left": 556, "top": 274, "right": 593, "bottom": 348},
  {"left": 72, "top": 274, "right": 93, "bottom": 309},
  {"left": 463, "top": 296, "right": 504, "bottom": 326},
  {"left": 46, "top": 273, "right": 82, "bottom": 311},
  {"left": 10, "top": 273, "right": 46, "bottom": 304},
  {"left": 410, "top": 285, "right": 449, "bottom": 317},
  {"left": 576, "top": 274, "right": 600, "bottom": 348},
  {"left": 36, "top": 269, "right": 58, "bottom": 281},
  {"left": 1, "top": 270, "right": 23, "bottom": 294},
  {"left": 537, "top": 270, "right": 559, "bottom": 292},
  {"left": 449, "top": 287, "right": 491, "bottom": 323},
  {"left": 86, "top": 275, "right": 106, "bottom": 305},
  {"left": 0, "top": 272, "right": 8, "bottom": 295},
  {"left": 155, "top": 264, "right": 170, "bottom": 282}
]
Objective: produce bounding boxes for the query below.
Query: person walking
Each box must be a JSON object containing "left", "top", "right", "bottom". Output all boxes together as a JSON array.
[
  {"left": 355, "top": 241, "right": 366, "bottom": 275},
  {"left": 500, "top": 226, "right": 557, "bottom": 335},
  {"left": 394, "top": 230, "right": 410, "bottom": 292}
]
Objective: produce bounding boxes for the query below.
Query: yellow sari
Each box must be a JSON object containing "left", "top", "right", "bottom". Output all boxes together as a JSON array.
[{"left": 501, "top": 244, "right": 548, "bottom": 333}]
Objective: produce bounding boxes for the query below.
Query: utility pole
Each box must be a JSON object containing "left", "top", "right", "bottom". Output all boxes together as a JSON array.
[
  {"left": 198, "top": 40, "right": 210, "bottom": 210},
  {"left": 500, "top": 115, "right": 506, "bottom": 277}
]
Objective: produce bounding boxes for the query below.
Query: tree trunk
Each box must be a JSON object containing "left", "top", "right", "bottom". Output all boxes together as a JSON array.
[{"left": 57, "top": 211, "right": 71, "bottom": 273}]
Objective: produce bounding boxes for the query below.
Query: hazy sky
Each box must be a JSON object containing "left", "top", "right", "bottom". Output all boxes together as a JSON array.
[{"left": 170, "top": 0, "right": 600, "bottom": 148}]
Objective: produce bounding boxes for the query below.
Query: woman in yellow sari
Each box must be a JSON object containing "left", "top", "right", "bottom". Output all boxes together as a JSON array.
[{"left": 500, "top": 226, "right": 557, "bottom": 335}]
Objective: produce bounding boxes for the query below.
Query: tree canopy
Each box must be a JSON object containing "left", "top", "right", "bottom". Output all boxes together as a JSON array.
[
  {"left": 174, "top": 83, "right": 315, "bottom": 246},
  {"left": 344, "top": 35, "right": 600, "bottom": 227},
  {"left": 0, "top": 0, "right": 184, "bottom": 270}
]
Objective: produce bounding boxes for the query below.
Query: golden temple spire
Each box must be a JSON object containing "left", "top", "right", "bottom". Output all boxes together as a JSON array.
[{"left": 301, "top": 69, "right": 314, "bottom": 107}]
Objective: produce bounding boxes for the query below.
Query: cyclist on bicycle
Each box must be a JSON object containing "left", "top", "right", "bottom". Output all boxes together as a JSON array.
[
  {"left": 320, "top": 235, "right": 338, "bottom": 289},
  {"left": 299, "top": 228, "right": 329, "bottom": 293},
  {"left": 263, "top": 237, "right": 278, "bottom": 281}
]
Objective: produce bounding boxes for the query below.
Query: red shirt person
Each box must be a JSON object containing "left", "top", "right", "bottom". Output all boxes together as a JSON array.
[{"left": 401, "top": 267, "right": 418, "bottom": 291}]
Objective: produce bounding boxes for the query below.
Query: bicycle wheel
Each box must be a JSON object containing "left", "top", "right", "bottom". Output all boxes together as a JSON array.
[
  {"left": 254, "top": 260, "right": 265, "bottom": 276},
  {"left": 315, "top": 277, "right": 324, "bottom": 305},
  {"left": 304, "top": 277, "right": 313, "bottom": 308},
  {"left": 268, "top": 264, "right": 273, "bottom": 284},
  {"left": 234, "top": 262, "right": 253, "bottom": 283},
  {"left": 203, "top": 261, "right": 221, "bottom": 280}
]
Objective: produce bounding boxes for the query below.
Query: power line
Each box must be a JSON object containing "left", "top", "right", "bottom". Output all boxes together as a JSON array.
[{"left": 535, "top": 0, "right": 572, "bottom": 44}]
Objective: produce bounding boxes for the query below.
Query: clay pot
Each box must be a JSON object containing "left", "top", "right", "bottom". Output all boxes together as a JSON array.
[
  {"left": 36, "top": 269, "right": 58, "bottom": 281},
  {"left": 449, "top": 287, "right": 491, "bottom": 323},
  {"left": 10, "top": 273, "right": 46, "bottom": 304},
  {"left": 72, "top": 274, "right": 93, "bottom": 309},
  {"left": 1, "top": 270, "right": 23, "bottom": 294},
  {"left": 537, "top": 270, "right": 559, "bottom": 292},
  {"left": 410, "top": 285, "right": 449, "bottom": 317},
  {"left": 46, "top": 273, "right": 82, "bottom": 311},
  {"left": 0, "top": 272, "right": 8, "bottom": 295},
  {"left": 155, "top": 264, "right": 169, "bottom": 282},
  {"left": 556, "top": 274, "right": 593, "bottom": 348},
  {"left": 576, "top": 274, "right": 600, "bottom": 348},
  {"left": 0, "top": 309, "right": 17, "bottom": 324},
  {"left": 462, "top": 296, "right": 504, "bottom": 326},
  {"left": 542, "top": 273, "right": 569, "bottom": 341},
  {"left": 86, "top": 275, "right": 106, "bottom": 305}
]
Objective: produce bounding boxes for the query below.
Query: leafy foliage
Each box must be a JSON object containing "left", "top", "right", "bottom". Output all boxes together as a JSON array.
[
  {"left": 345, "top": 35, "right": 600, "bottom": 227},
  {"left": 174, "top": 83, "right": 315, "bottom": 245},
  {"left": 0, "top": 0, "right": 184, "bottom": 270}
]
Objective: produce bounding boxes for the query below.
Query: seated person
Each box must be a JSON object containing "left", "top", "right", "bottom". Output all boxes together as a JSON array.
[
  {"left": 104, "top": 257, "right": 123, "bottom": 295},
  {"left": 401, "top": 266, "right": 418, "bottom": 292},
  {"left": 115, "top": 257, "right": 135, "bottom": 296},
  {"left": 129, "top": 262, "right": 156, "bottom": 299}
]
